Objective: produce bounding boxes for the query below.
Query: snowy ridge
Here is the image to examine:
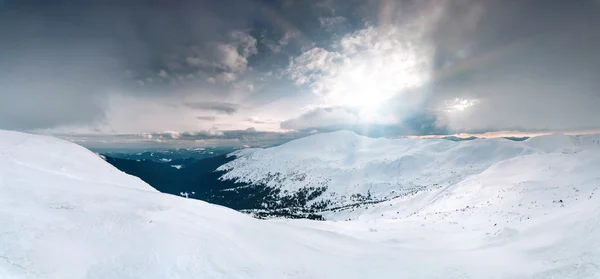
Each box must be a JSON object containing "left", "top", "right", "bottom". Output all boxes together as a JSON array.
[
  {"left": 218, "top": 131, "right": 600, "bottom": 213},
  {"left": 3, "top": 130, "right": 600, "bottom": 278},
  {"left": 0, "top": 130, "right": 443, "bottom": 278},
  {"left": 0, "top": 130, "right": 153, "bottom": 192}
]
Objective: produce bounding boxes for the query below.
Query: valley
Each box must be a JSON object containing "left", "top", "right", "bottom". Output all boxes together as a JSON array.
[{"left": 3, "top": 130, "right": 600, "bottom": 278}]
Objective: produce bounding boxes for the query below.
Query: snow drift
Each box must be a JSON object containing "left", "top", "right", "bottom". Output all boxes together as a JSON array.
[{"left": 2, "top": 130, "right": 600, "bottom": 278}]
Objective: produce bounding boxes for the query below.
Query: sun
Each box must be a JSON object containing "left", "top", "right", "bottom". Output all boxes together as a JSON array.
[
  {"left": 325, "top": 69, "right": 390, "bottom": 109},
  {"left": 344, "top": 84, "right": 390, "bottom": 109},
  {"left": 324, "top": 69, "right": 422, "bottom": 122},
  {"left": 323, "top": 53, "right": 426, "bottom": 115}
]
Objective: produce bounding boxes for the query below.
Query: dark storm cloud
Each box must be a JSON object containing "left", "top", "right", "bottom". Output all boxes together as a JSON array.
[
  {"left": 0, "top": 0, "right": 324, "bottom": 131},
  {"left": 184, "top": 102, "right": 241, "bottom": 115},
  {"left": 0, "top": 0, "right": 249, "bottom": 130}
]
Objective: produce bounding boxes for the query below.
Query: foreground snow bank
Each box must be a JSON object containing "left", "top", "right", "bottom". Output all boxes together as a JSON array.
[
  {"left": 0, "top": 130, "right": 153, "bottom": 192},
  {"left": 2, "top": 130, "right": 600, "bottom": 278}
]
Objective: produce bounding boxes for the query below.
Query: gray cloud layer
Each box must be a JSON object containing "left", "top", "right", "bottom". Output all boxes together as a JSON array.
[
  {"left": 2, "top": 0, "right": 600, "bottom": 144},
  {"left": 427, "top": 0, "right": 600, "bottom": 133},
  {"left": 0, "top": 0, "right": 264, "bottom": 131},
  {"left": 184, "top": 102, "right": 241, "bottom": 115},
  {"left": 63, "top": 128, "right": 314, "bottom": 148}
]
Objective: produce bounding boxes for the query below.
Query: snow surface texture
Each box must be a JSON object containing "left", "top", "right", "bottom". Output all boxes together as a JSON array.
[{"left": 2, "top": 130, "right": 600, "bottom": 278}]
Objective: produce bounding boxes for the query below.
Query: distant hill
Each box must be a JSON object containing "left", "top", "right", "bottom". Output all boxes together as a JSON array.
[
  {"left": 442, "top": 135, "right": 529, "bottom": 141},
  {"left": 95, "top": 146, "right": 238, "bottom": 163},
  {"left": 103, "top": 154, "right": 325, "bottom": 219},
  {"left": 217, "top": 131, "right": 600, "bottom": 220},
  {"left": 103, "top": 131, "right": 600, "bottom": 221}
]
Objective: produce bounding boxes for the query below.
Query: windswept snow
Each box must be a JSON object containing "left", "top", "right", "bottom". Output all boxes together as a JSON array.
[{"left": 2, "top": 130, "right": 600, "bottom": 278}]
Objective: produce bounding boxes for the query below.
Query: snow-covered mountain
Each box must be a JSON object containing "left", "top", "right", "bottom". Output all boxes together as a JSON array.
[
  {"left": 218, "top": 131, "right": 600, "bottom": 218},
  {"left": 0, "top": 130, "right": 433, "bottom": 278},
  {"left": 3, "top": 130, "right": 600, "bottom": 278}
]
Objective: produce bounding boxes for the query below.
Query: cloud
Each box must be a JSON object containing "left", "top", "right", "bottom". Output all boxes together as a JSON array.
[
  {"left": 184, "top": 101, "right": 241, "bottom": 115},
  {"left": 280, "top": 105, "right": 446, "bottom": 137},
  {"left": 184, "top": 30, "right": 258, "bottom": 73},
  {"left": 0, "top": 0, "right": 263, "bottom": 131},
  {"left": 245, "top": 117, "right": 280, "bottom": 124},
  {"left": 263, "top": 30, "right": 300, "bottom": 53},
  {"left": 196, "top": 116, "right": 217, "bottom": 121},
  {"left": 279, "top": 30, "right": 299, "bottom": 46},
  {"left": 281, "top": 0, "right": 600, "bottom": 135},
  {"left": 280, "top": 106, "right": 358, "bottom": 130},
  {"left": 318, "top": 16, "right": 347, "bottom": 31},
  {"left": 286, "top": 47, "right": 345, "bottom": 85},
  {"left": 158, "top": 69, "right": 170, "bottom": 78},
  {"left": 145, "top": 127, "right": 310, "bottom": 143},
  {"left": 286, "top": 24, "right": 433, "bottom": 108},
  {"left": 149, "top": 129, "right": 225, "bottom": 140},
  {"left": 4, "top": 0, "right": 600, "bottom": 139},
  {"left": 0, "top": 46, "right": 112, "bottom": 130},
  {"left": 66, "top": 127, "right": 316, "bottom": 148},
  {"left": 426, "top": 0, "right": 600, "bottom": 133},
  {"left": 212, "top": 72, "right": 237, "bottom": 83},
  {"left": 229, "top": 31, "right": 259, "bottom": 58},
  {"left": 282, "top": 22, "right": 436, "bottom": 134},
  {"left": 214, "top": 43, "right": 251, "bottom": 72},
  {"left": 314, "top": 0, "right": 336, "bottom": 12},
  {"left": 185, "top": 57, "right": 203, "bottom": 67}
]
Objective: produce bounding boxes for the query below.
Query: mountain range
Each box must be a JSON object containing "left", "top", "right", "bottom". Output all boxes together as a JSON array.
[
  {"left": 2, "top": 130, "right": 600, "bottom": 278},
  {"left": 101, "top": 131, "right": 600, "bottom": 221}
]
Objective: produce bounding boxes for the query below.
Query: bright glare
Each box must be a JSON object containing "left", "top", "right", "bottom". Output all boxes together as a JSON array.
[
  {"left": 326, "top": 57, "right": 427, "bottom": 111},
  {"left": 302, "top": 26, "right": 433, "bottom": 120},
  {"left": 445, "top": 98, "right": 480, "bottom": 112}
]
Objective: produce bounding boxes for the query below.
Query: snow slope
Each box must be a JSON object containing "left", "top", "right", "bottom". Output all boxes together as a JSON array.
[
  {"left": 219, "top": 131, "right": 600, "bottom": 213},
  {"left": 0, "top": 130, "right": 421, "bottom": 278},
  {"left": 3, "top": 130, "right": 600, "bottom": 278}
]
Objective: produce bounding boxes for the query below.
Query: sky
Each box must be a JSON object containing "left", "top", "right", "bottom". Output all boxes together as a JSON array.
[{"left": 1, "top": 0, "right": 600, "bottom": 147}]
